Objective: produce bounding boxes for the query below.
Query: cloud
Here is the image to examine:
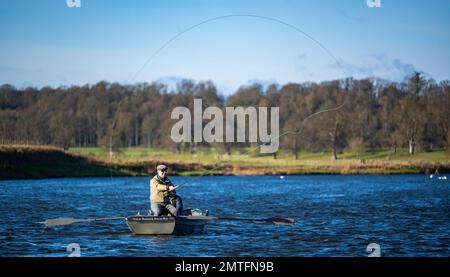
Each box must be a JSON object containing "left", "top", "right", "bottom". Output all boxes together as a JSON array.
[
  {"left": 154, "top": 76, "right": 187, "bottom": 84},
  {"left": 0, "top": 65, "right": 23, "bottom": 72},
  {"left": 246, "top": 78, "right": 278, "bottom": 86},
  {"left": 336, "top": 54, "right": 418, "bottom": 81},
  {"left": 337, "top": 60, "right": 374, "bottom": 76},
  {"left": 245, "top": 78, "right": 279, "bottom": 89},
  {"left": 392, "top": 59, "right": 416, "bottom": 76},
  {"left": 153, "top": 76, "right": 192, "bottom": 92}
]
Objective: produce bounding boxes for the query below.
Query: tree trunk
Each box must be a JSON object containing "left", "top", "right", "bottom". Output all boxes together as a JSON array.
[
  {"left": 408, "top": 138, "right": 415, "bottom": 155},
  {"left": 109, "top": 136, "right": 113, "bottom": 158},
  {"left": 330, "top": 118, "right": 339, "bottom": 161},
  {"left": 226, "top": 143, "right": 231, "bottom": 155},
  {"left": 332, "top": 146, "right": 337, "bottom": 161},
  {"left": 134, "top": 121, "right": 139, "bottom": 146}
]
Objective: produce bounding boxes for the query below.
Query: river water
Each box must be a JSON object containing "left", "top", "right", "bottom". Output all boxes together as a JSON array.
[{"left": 0, "top": 175, "right": 449, "bottom": 256}]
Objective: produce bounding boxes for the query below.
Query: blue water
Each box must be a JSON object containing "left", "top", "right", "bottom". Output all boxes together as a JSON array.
[{"left": 0, "top": 175, "right": 449, "bottom": 257}]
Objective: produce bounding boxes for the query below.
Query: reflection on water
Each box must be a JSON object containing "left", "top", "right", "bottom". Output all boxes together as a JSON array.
[{"left": 0, "top": 175, "right": 449, "bottom": 256}]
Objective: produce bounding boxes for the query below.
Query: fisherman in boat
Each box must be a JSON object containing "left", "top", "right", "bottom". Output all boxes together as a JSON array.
[{"left": 150, "top": 164, "right": 183, "bottom": 216}]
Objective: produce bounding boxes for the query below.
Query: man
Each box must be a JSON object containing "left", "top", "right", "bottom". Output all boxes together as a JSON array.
[{"left": 150, "top": 164, "right": 183, "bottom": 216}]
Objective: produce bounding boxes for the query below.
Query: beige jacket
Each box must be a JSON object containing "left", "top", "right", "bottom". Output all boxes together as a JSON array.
[{"left": 150, "top": 175, "right": 172, "bottom": 203}]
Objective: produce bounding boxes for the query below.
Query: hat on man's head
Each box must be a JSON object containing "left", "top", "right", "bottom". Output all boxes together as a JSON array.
[{"left": 156, "top": 164, "right": 168, "bottom": 171}]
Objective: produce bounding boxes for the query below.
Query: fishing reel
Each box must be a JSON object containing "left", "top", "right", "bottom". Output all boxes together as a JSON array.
[
  {"left": 163, "top": 190, "right": 177, "bottom": 205},
  {"left": 163, "top": 190, "right": 176, "bottom": 198},
  {"left": 163, "top": 190, "right": 177, "bottom": 202}
]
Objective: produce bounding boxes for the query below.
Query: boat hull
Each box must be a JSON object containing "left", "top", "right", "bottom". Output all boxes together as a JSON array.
[{"left": 126, "top": 215, "right": 210, "bottom": 235}]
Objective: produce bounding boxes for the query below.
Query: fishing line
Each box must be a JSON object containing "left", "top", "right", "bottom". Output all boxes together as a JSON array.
[
  {"left": 130, "top": 14, "right": 348, "bottom": 82},
  {"left": 125, "top": 14, "right": 351, "bottom": 190}
]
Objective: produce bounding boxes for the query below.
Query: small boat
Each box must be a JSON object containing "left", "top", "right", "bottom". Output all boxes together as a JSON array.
[
  {"left": 45, "top": 209, "right": 294, "bottom": 234},
  {"left": 125, "top": 209, "right": 211, "bottom": 235}
]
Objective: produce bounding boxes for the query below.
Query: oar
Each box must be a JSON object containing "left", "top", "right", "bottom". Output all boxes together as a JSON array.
[
  {"left": 45, "top": 217, "right": 125, "bottom": 227},
  {"left": 180, "top": 215, "right": 294, "bottom": 225},
  {"left": 45, "top": 215, "right": 294, "bottom": 227},
  {"left": 214, "top": 216, "right": 295, "bottom": 225}
]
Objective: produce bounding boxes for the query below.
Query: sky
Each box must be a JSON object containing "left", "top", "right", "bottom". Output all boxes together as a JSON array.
[{"left": 0, "top": 0, "right": 449, "bottom": 95}]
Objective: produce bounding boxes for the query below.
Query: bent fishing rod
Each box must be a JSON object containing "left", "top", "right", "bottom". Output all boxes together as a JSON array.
[{"left": 173, "top": 95, "right": 349, "bottom": 191}]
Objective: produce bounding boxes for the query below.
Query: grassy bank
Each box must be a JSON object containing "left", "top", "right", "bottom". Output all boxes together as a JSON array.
[
  {"left": 1, "top": 145, "right": 449, "bottom": 180},
  {"left": 0, "top": 145, "right": 222, "bottom": 180}
]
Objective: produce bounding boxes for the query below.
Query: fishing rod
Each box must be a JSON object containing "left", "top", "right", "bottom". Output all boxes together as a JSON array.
[
  {"left": 173, "top": 94, "right": 349, "bottom": 191},
  {"left": 170, "top": 97, "right": 350, "bottom": 190}
]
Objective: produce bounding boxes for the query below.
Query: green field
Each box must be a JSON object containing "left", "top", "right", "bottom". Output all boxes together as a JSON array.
[
  {"left": 2, "top": 145, "right": 449, "bottom": 180},
  {"left": 68, "top": 146, "right": 450, "bottom": 164},
  {"left": 66, "top": 146, "right": 450, "bottom": 175}
]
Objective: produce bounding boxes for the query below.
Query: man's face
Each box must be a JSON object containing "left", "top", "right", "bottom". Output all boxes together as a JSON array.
[{"left": 158, "top": 169, "right": 167, "bottom": 178}]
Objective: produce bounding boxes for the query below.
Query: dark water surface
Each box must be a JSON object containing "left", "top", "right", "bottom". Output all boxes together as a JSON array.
[{"left": 0, "top": 175, "right": 449, "bottom": 256}]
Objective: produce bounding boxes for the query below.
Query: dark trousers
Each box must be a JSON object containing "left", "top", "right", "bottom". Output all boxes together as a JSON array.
[{"left": 151, "top": 195, "right": 183, "bottom": 216}]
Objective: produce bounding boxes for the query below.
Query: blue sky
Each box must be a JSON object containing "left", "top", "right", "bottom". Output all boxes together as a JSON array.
[{"left": 0, "top": 0, "right": 449, "bottom": 94}]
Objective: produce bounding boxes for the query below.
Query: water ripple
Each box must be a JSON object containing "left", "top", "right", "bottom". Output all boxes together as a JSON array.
[{"left": 0, "top": 175, "right": 449, "bottom": 256}]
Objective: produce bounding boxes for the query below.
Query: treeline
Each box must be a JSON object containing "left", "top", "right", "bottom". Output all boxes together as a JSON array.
[{"left": 0, "top": 72, "right": 449, "bottom": 159}]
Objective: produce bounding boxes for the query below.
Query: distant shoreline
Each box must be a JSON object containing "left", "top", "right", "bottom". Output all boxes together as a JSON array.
[{"left": 1, "top": 145, "right": 449, "bottom": 180}]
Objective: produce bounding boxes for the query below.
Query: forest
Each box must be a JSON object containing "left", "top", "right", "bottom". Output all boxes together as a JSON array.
[{"left": 1, "top": 72, "right": 449, "bottom": 160}]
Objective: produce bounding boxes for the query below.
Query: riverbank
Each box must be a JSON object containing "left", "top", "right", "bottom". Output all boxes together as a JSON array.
[{"left": 1, "top": 145, "right": 449, "bottom": 180}]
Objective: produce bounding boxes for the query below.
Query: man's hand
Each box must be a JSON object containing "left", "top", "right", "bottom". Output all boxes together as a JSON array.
[{"left": 168, "top": 185, "right": 175, "bottom": 191}]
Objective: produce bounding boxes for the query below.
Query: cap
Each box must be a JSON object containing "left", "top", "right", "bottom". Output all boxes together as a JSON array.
[{"left": 156, "top": 164, "right": 168, "bottom": 171}]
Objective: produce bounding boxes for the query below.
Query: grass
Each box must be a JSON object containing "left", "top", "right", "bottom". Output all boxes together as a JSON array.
[
  {"left": 68, "top": 146, "right": 450, "bottom": 164},
  {"left": 0, "top": 144, "right": 149, "bottom": 179},
  {"left": 70, "top": 147, "right": 173, "bottom": 159},
  {"left": 1, "top": 144, "right": 449, "bottom": 179},
  {"left": 68, "top": 146, "right": 450, "bottom": 176}
]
